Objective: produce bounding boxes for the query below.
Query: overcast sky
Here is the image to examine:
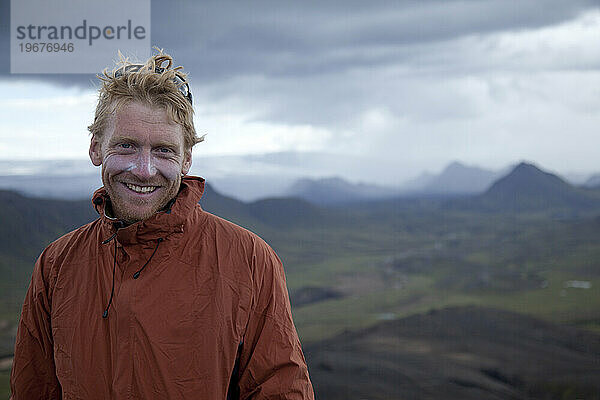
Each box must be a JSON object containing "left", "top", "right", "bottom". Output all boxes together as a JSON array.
[{"left": 0, "top": 0, "right": 599, "bottom": 185}]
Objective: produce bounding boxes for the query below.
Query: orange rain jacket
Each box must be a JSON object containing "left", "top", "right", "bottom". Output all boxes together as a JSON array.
[{"left": 10, "top": 176, "right": 314, "bottom": 399}]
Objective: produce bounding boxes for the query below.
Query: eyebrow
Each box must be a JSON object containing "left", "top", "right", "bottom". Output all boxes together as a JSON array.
[
  {"left": 108, "top": 135, "right": 180, "bottom": 150},
  {"left": 108, "top": 135, "right": 138, "bottom": 145}
]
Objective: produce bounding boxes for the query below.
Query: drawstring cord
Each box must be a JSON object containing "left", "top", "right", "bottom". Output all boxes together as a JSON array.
[
  {"left": 101, "top": 235, "right": 163, "bottom": 319},
  {"left": 133, "top": 238, "right": 163, "bottom": 279},
  {"left": 102, "top": 237, "right": 117, "bottom": 319}
]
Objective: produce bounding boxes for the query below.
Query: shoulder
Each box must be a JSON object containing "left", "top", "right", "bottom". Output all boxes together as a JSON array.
[
  {"left": 187, "top": 206, "right": 280, "bottom": 271},
  {"left": 191, "top": 205, "right": 273, "bottom": 253},
  {"left": 29, "top": 218, "right": 101, "bottom": 295}
]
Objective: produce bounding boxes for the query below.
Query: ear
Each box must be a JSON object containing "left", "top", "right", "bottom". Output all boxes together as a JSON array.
[
  {"left": 89, "top": 135, "right": 103, "bottom": 166},
  {"left": 181, "top": 149, "right": 192, "bottom": 175}
]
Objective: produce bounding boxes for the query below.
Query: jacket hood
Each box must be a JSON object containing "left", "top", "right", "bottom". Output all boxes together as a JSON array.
[{"left": 91, "top": 176, "right": 206, "bottom": 245}]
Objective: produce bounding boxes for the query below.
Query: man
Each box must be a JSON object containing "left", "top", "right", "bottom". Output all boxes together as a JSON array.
[{"left": 10, "top": 51, "right": 314, "bottom": 399}]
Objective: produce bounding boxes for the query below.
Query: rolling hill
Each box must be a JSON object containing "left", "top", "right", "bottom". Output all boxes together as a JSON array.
[{"left": 306, "top": 306, "right": 600, "bottom": 400}]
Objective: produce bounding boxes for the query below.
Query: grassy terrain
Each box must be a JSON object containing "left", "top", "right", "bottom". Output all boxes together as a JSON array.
[
  {"left": 479, "top": 272, "right": 600, "bottom": 323},
  {"left": 285, "top": 210, "right": 600, "bottom": 345},
  {"left": 0, "top": 370, "right": 9, "bottom": 399}
]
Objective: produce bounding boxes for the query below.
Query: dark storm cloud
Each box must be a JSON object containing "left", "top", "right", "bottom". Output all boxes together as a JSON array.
[
  {"left": 150, "top": 0, "right": 598, "bottom": 80},
  {"left": 1, "top": 0, "right": 596, "bottom": 81},
  {"left": 147, "top": 0, "right": 598, "bottom": 129}
]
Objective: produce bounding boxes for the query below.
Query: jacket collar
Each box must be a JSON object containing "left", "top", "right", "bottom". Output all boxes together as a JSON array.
[{"left": 92, "top": 176, "right": 205, "bottom": 245}]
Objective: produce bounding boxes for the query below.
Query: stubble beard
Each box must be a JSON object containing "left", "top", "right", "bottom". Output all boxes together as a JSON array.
[{"left": 103, "top": 173, "right": 182, "bottom": 223}]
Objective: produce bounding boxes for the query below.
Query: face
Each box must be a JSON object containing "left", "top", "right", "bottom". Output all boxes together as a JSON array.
[{"left": 89, "top": 102, "right": 192, "bottom": 223}]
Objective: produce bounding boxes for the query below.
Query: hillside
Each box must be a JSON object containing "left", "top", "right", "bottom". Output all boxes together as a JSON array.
[
  {"left": 286, "top": 177, "right": 399, "bottom": 205},
  {"left": 468, "top": 162, "right": 600, "bottom": 212},
  {"left": 199, "top": 183, "right": 263, "bottom": 229},
  {"left": 585, "top": 173, "right": 600, "bottom": 189},
  {"left": 201, "top": 183, "right": 347, "bottom": 233},
  {"left": 0, "top": 190, "right": 97, "bottom": 338},
  {"left": 306, "top": 306, "right": 600, "bottom": 400},
  {"left": 0, "top": 190, "right": 95, "bottom": 257}
]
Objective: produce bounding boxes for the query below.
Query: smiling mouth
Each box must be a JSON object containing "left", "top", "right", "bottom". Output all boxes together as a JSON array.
[{"left": 124, "top": 183, "right": 159, "bottom": 194}]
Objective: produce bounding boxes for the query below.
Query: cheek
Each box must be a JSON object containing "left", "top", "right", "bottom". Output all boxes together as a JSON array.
[
  {"left": 153, "top": 158, "right": 182, "bottom": 181},
  {"left": 103, "top": 154, "right": 135, "bottom": 175}
]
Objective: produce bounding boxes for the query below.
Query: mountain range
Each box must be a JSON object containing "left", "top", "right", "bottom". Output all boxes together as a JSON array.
[
  {"left": 1, "top": 162, "right": 599, "bottom": 294},
  {"left": 0, "top": 158, "right": 598, "bottom": 205}
]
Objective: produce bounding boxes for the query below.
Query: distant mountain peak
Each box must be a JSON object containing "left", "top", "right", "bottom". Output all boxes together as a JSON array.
[
  {"left": 512, "top": 161, "right": 542, "bottom": 173},
  {"left": 584, "top": 173, "right": 600, "bottom": 189},
  {"left": 418, "top": 161, "right": 501, "bottom": 195},
  {"left": 445, "top": 161, "right": 467, "bottom": 170},
  {"left": 485, "top": 161, "right": 569, "bottom": 195},
  {"left": 286, "top": 176, "right": 400, "bottom": 205},
  {"left": 477, "top": 161, "right": 598, "bottom": 211}
]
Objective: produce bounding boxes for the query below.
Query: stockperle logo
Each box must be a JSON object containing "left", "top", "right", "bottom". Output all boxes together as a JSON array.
[{"left": 11, "top": 0, "right": 151, "bottom": 74}]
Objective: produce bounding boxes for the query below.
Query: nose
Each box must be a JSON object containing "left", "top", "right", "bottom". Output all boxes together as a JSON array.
[{"left": 131, "top": 149, "right": 157, "bottom": 180}]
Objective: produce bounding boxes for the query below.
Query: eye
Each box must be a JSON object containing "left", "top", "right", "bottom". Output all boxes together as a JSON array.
[
  {"left": 157, "top": 147, "right": 173, "bottom": 154},
  {"left": 118, "top": 143, "right": 132, "bottom": 149}
]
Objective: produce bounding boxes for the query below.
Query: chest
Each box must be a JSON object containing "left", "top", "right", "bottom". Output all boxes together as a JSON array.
[{"left": 50, "top": 245, "right": 252, "bottom": 397}]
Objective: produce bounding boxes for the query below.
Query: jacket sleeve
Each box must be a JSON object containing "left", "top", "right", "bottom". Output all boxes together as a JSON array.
[
  {"left": 237, "top": 239, "right": 314, "bottom": 400},
  {"left": 10, "top": 249, "right": 62, "bottom": 399}
]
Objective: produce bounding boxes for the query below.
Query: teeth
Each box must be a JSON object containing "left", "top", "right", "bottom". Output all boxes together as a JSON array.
[{"left": 125, "top": 183, "right": 157, "bottom": 193}]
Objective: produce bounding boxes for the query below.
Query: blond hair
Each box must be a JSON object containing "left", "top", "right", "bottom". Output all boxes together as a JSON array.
[{"left": 88, "top": 49, "right": 203, "bottom": 150}]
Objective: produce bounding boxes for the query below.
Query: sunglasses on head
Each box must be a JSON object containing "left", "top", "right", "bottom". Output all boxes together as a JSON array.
[{"left": 113, "top": 62, "right": 193, "bottom": 106}]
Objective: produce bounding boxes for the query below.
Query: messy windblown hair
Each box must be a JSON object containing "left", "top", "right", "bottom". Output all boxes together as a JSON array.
[{"left": 87, "top": 49, "right": 203, "bottom": 150}]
